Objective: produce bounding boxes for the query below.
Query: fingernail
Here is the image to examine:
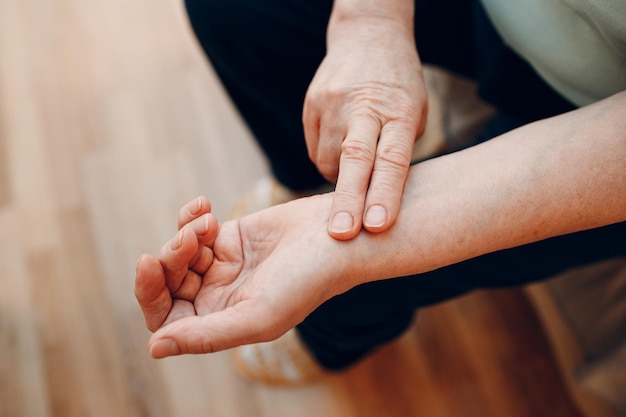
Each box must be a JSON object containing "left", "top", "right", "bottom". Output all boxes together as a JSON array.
[
  {"left": 170, "top": 229, "right": 184, "bottom": 250},
  {"left": 136, "top": 254, "right": 146, "bottom": 271},
  {"left": 191, "top": 197, "right": 202, "bottom": 215},
  {"left": 196, "top": 214, "right": 210, "bottom": 236},
  {"left": 150, "top": 338, "right": 181, "bottom": 358},
  {"left": 330, "top": 212, "right": 353, "bottom": 234},
  {"left": 364, "top": 205, "right": 387, "bottom": 228}
]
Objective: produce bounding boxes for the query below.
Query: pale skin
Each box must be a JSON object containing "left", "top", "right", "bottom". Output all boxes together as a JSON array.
[
  {"left": 305, "top": 0, "right": 428, "bottom": 240},
  {"left": 135, "top": 91, "right": 626, "bottom": 358}
]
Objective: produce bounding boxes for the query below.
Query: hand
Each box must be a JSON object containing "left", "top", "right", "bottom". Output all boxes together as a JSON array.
[
  {"left": 134, "top": 195, "right": 355, "bottom": 358},
  {"left": 303, "top": 16, "right": 427, "bottom": 240}
]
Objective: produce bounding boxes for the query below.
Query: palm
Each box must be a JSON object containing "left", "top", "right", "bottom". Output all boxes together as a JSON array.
[
  {"left": 195, "top": 200, "right": 342, "bottom": 326},
  {"left": 192, "top": 218, "right": 279, "bottom": 317}
]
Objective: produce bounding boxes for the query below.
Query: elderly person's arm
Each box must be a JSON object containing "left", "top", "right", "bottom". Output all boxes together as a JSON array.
[{"left": 136, "top": 91, "right": 626, "bottom": 358}]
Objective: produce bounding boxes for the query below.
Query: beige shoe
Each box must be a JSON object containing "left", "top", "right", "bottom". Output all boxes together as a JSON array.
[
  {"left": 231, "top": 329, "right": 327, "bottom": 386},
  {"left": 229, "top": 175, "right": 332, "bottom": 220}
]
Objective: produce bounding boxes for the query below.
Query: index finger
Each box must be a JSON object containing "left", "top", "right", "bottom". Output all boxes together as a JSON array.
[{"left": 328, "top": 115, "right": 381, "bottom": 240}]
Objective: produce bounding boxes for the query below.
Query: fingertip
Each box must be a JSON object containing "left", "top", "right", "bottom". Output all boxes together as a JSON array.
[
  {"left": 134, "top": 254, "right": 167, "bottom": 309},
  {"left": 136, "top": 253, "right": 148, "bottom": 271},
  {"left": 202, "top": 212, "right": 220, "bottom": 237},
  {"left": 178, "top": 196, "right": 212, "bottom": 230},
  {"left": 329, "top": 211, "right": 353, "bottom": 234},
  {"left": 158, "top": 228, "right": 199, "bottom": 290},
  {"left": 363, "top": 205, "right": 389, "bottom": 232},
  {"left": 149, "top": 337, "right": 181, "bottom": 358},
  {"left": 192, "top": 214, "right": 211, "bottom": 237},
  {"left": 170, "top": 228, "right": 185, "bottom": 250},
  {"left": 328, "top": 211, "right": 360, "bottom": 240},
  {"left": 199, "top": 196, "right": 212, "bottom": 212},
  {"left": 184, "top": 213, "right": 219, "bottom": 248},
  {"left": 135, "top": 254, "right": 159, "bottom": 281}
]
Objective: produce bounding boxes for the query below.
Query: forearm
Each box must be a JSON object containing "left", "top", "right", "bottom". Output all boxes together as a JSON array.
[{"left": 347, "top": 91, "right": 626, "bottom": 284}]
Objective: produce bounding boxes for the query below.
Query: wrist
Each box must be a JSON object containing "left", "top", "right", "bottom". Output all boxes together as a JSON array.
[
  {"left": 328, "top": 0, "right": 415, "bottom": 40},
  {"left": 330, "top": 0, "right": 414, "bottom": 25}
]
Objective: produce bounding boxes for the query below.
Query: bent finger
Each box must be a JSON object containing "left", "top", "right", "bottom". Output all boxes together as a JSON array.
[
  {"left": 178, "top": 196, "right": 211, "bottom": 230},
  {"left": 159, "top": 228, "right": 199, "bottom": 293},
  {"left": 171, "top": 270, "right": 203, "bottom": 302},
  {"left": 161, "top": 213, "right": 218, "bottom": 291},
  {"left": 186, "top": 213, "right": 219, "bottom": 258}
]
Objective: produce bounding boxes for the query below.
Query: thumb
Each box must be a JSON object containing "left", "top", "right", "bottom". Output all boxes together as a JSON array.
[{"left": 148, "top": 302, "right": 286, "bottom": 358}]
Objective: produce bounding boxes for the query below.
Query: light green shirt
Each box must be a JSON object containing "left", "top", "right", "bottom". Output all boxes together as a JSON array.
[{"left": 481, "top": 0, "right": 626, "bottom": 106}]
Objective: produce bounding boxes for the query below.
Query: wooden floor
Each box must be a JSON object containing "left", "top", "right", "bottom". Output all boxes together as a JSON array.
[{"left": 0, "top": 0, "right": 584, "bottom": 416}]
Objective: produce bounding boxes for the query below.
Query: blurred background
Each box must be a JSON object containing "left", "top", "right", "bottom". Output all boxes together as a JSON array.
[{"left": 0, "top": 0, "right": 598, "bottom": 416}]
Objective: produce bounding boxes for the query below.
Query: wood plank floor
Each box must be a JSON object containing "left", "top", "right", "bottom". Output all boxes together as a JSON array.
[{"left": 0, "top": 0, "right": 584, "bottom": 416}]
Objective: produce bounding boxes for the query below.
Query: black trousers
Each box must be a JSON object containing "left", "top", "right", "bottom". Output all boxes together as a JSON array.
[{"left": 184, "top": 0, "right": 626, "bottom": 370}]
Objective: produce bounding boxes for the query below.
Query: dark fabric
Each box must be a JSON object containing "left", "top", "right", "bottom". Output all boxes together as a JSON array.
[
  {"left": 184, "top": 0, "right": 332, "bottom": 191},
  {"left": 183, "top": 0, "right": 616, "bottom": 371}
]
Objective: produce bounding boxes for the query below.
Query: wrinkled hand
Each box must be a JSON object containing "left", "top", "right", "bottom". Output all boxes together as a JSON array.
[
  {"left": 303, "top": 17, "right": 427, "bottom": 240},
  {"left": 134, "top": 196, "right": 354, "bottom": 358}
]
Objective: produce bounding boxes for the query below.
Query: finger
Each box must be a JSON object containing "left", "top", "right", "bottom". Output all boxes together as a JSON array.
[
  {"left": 363, "top": 120, "right": 415, "bottom": 233},
  {"left": 161, "top": 213, "right": 218, "bottom": 292},
  {"left": 178, "top": 196, "right": 211, "bottom": 230},
  {"left": 159, "top": 227, "right": 199, "bottom": 293},
  {"left": 135, "top": 254, "right": 172, "bottom": 332},
  {"left": 328, "top": 115, "right": 381, "bottom": 240},
  {"left": 161, "top": 299, "right": 197, "bottom": 327},
  {"left": 171, "top": 270, "right": 203, "bottom": 302},
  {"left": 186, "top": 213, "right": 219, "bottom": 262},
  {"left": 148, "top": 302, "right": 284, "bottom": 358},
  {"left": 190, "top": 246, "right": 214, "bottom": 276}
]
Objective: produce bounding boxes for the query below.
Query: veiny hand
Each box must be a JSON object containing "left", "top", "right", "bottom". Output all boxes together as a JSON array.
[
  {"left": 134, "top": 196, "right": 356, "bottom": 358},
  {"left": 303, "top": 17, "right": 427, "bottom": 240}
]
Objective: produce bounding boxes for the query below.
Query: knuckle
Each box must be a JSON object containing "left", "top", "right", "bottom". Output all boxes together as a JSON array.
[
  {"left": 324, "top": 84, "right": 347, "bottom": 100},
  {"left": 376, "top": 144, "right": 412, "bottom": 171},
  {"left": 308, "top": 86, "right": 339, "bottom": 105},
  {"left": 341, "top": 139, "right": 375, "bottom": 162},
  {"left": 199, "top": 337, "right": 215, "bottom": 354}
]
